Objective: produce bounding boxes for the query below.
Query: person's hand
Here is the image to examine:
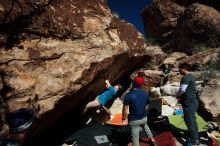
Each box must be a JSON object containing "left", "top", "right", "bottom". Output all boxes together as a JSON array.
[
  {"left": 105, "top": 79, "right": 110, "bottom": 84},
  {"left": 105, "top": 80, "right": 111, "bottom": 88}
]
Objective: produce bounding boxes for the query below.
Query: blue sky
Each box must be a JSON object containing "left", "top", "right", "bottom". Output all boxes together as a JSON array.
[{"left": 108, "top": 0, "right": 151, "bottom": 36}]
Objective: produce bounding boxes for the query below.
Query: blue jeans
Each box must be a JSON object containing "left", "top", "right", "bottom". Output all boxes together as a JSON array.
[
  {"left": 183, "top": 104, "right": 199, "bottom": 145},
  {"left": 129, "top": 116, "right": 153, "bottom": 146}
]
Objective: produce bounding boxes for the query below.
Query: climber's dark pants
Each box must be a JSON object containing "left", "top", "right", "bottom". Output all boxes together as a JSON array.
[{"left": 183, "top": 104, "right": 199, "bottom": 145}]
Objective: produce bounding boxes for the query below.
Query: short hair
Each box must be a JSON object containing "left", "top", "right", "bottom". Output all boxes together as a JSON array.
[{"left": 178, "top": 63, "right": 191, "bottom": 71}]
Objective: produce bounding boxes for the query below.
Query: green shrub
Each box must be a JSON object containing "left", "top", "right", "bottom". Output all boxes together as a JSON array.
[
  {"left": 195, "top": 54, "right": 220, "bottom": 80},
  {"left": 192, "top": 43, "right": 209, "bottom": 53},
  {"left": 144, "top": 60, "right": 156, "bottom": 69},
  {"left": 204, "top": 54, "right": 220, "bottom": 71},
  {"left": 194, "top": 71, "right": 217, "bottom": 81},
  {"left": 145, "top": 37, "right": 158, "bottom": 46}
]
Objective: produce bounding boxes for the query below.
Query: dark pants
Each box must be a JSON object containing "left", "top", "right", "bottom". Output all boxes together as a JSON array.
[{"left": 183, "top": 104, "right": 199, "bottom": 145}]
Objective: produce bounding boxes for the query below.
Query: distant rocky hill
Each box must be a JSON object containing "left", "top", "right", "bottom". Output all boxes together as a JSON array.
[{"left": 141, "top": 0, "right": 220, "bottom": 53}]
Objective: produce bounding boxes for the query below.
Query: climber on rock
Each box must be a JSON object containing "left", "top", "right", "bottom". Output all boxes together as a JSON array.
[{"left": 83, "top": 79, "right": 122, "bottom": 115}]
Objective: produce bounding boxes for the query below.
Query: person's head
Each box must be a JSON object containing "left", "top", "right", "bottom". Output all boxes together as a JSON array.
[
  {"left": 178, "top": 63, "right": 191, "bottom": 75},
  {"left": 132, "top": 76, "right": 144, "bottom": 88},
  {"left": 114, "top": 84, "right": 122, "bottom": 91}
]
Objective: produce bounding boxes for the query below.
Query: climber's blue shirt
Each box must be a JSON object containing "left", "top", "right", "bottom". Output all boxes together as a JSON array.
[
  {"left": 123, "top": 88, "right": 149, "bottom": 121},
  {"left": 98, "top": 86, "right": 117, "bottom": 106}
]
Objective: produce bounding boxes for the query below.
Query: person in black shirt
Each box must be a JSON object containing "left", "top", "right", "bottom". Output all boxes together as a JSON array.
[{"left": 176, "top": 63, "right": 199, "bottom": 146}]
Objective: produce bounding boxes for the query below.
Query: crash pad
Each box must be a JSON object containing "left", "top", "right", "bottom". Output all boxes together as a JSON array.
[
  {"left": 106, "top": 113, "right": 128, "bottom": 126},
  {"left": 168, "top": 113, "right": 208, "bottom": 132},
  {"left": 64, "top": 124, "right": 131, "bottom": 146},
  {"left": 128, "top": 131, "right": 176, "bottom": 146}
]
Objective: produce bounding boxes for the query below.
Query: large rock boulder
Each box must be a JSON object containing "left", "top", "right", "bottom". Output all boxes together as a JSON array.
[
  {"left": 0, "top": 0, "right": 164, "bottom": 140},
  {"left": 173, "top": 3, "right": 220, "bottom": 52},
  {"left": 131, "top": 70, "right": 165, "bottom": 91},
  {"left": 160, "top": 52, "right": 187, "bottom": 70},
  {"left": 178, "top": 48, "right": 220, "bottom": 70},
  {"left": 160, "top": 84, "right": 179, "bottom": 96},
  {"left": 174, "top": 0, "right": 220, "bottom": 12},
  {"left": 141, "top": 0, "right": 184, "bottom": 44},
  {"left": 143, "top": 46, "right": 167, "bottom": 66},
  {"left": 141, "top": 0, "right": 220, "bottom": 53}
]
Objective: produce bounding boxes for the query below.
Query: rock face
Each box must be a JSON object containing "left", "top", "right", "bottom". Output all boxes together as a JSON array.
[
  {"left": 131, "top": 70, "right": 164, "bottom": 91},
  {"left": 0, "top": 0, "right": 110, "bottom": 46},
  {"left": 198, "top": 78, "right": 220, "bottom": 123},
  {"left": 141, "top": 0, "right": 184, "bottom": 44},
  {"left": 141, "top": 0, "right": 220, "bottom": 53},
  {"left": 159, "top": 49, "right": 220, "bottom": 71},
  {"left": 178, "top": 48, "right": 220, "bottom": 70},
  {"left": 173, "top": 4, "right": 220, "bottom": 53},
  {"left": 161, "top": 52, "right": 187, "bottom": 67},
  {"left": 0, "top": 0, "right": 164, "bottom": 138},
  {"left": 174, "top": 0, "right": 220, "bottom": 12}
]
